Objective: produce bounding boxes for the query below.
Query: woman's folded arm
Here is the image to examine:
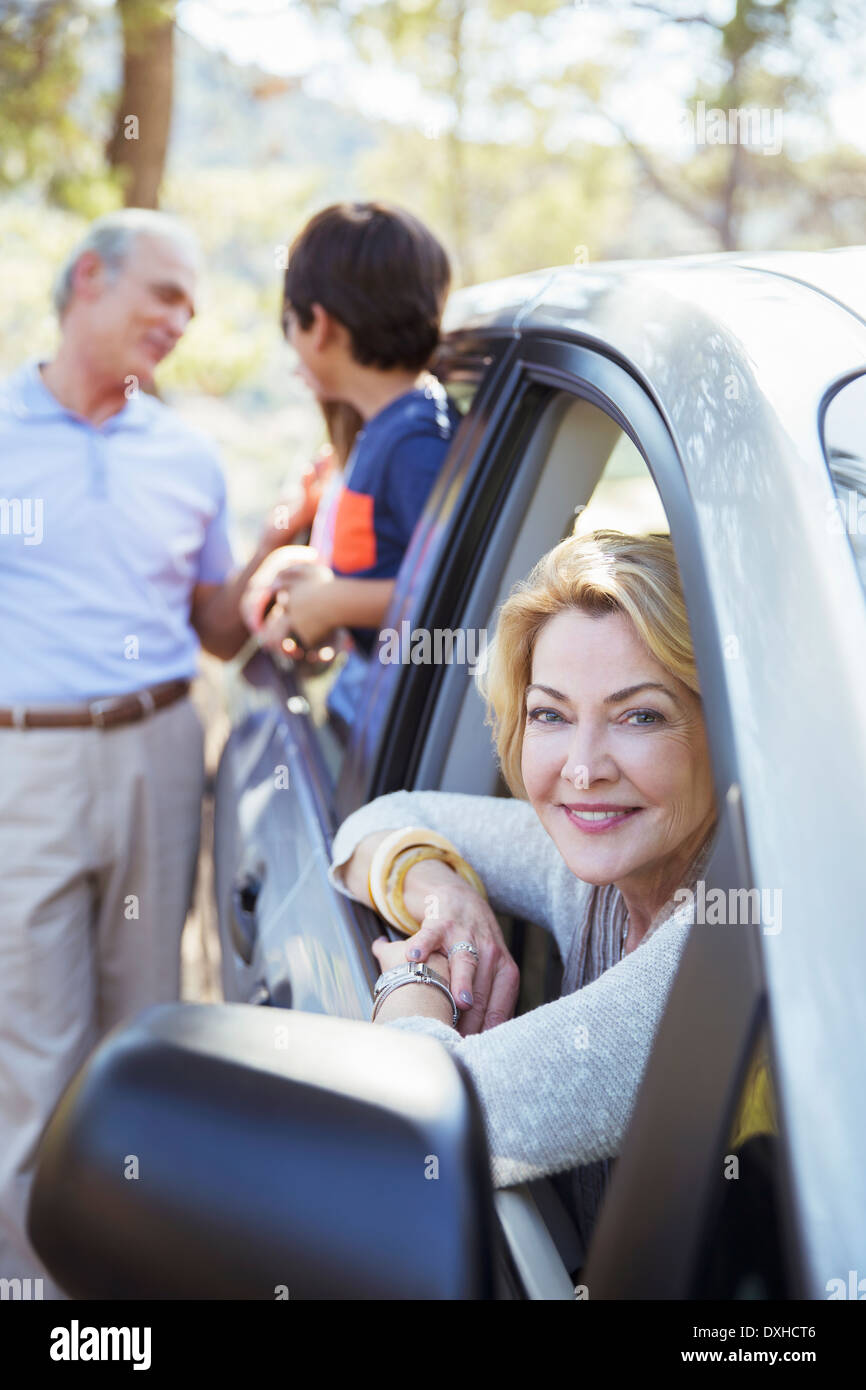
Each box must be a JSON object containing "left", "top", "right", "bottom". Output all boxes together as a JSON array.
[
  {"left": 329, "top": 789, "right": 582, "bottom": 944},
  {"left": 377, "top": 914, "right": 692, "bottom": 1188}
]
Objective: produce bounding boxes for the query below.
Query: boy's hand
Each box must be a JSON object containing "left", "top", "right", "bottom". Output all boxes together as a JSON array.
[
  {"left": 259, "top": 566, "right": 337, "bottom": 651},
  {"left": 241, "top": 545, "right": 322, "bottom": 634}
]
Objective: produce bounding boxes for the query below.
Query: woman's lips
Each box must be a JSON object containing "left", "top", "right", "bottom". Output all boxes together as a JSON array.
[{"left": 562, "top": 805, "right": 643, "bottom": 834}]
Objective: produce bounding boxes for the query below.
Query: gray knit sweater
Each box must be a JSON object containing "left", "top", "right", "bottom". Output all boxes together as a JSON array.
[{"left": 329, "top": 791, "right": 714, "bottom": 1205}]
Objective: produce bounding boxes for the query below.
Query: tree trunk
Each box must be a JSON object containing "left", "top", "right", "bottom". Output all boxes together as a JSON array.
[{"left": 107, "top": 0, "right": 175, "bottom": 208}]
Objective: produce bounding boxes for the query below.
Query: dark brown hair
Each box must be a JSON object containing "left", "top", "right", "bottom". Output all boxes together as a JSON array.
[{"left": 283, "top": 202, "right": 451, "bottom": 372}]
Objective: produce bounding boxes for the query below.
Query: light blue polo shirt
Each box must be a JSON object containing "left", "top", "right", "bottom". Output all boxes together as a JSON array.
[{"left": 0, "top": 362, "right": 234, "bottom": 703}]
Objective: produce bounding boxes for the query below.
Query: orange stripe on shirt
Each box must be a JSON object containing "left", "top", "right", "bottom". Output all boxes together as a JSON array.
[{"left": 331, "top": 486, "right": 377, "bottom": 573}]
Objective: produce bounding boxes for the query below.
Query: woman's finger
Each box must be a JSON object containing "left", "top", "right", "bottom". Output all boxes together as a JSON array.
[
  {"left": 459, "top": 941, "right": 496, "bottom": 1036},
  {"left": 482, "top": 954, "right": 521, "bottom": 1031},
  {"left": 403, "top": 919, "right": 447, "bottom": 961},
  {"left": 405, "top": 919, "right": 480, "bottom": 1014},
  {"left": 444, "top": 945, "right": 480, "bottom": 1013}
]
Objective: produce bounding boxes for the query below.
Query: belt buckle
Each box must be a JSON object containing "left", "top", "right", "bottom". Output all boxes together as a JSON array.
[
  {"left": 136, "top": 688, "right": 157, "bottom": 717},
  {"left": 89, "top": 696, "right": 128, "bottom": 728}
]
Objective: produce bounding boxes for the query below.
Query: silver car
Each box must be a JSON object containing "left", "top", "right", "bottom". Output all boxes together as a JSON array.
[{"left": 29, "top": 246, "right": 866, "bottom": 1303}]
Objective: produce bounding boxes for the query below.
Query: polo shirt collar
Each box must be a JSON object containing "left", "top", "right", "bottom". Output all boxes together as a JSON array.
[{"left": 14, "top": 360, "right": 152, "bottom": 431}]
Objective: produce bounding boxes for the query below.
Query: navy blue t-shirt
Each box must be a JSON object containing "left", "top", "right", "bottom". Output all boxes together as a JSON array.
[{"left": 329, "top": 378, "right": 461, "bottom": 652}]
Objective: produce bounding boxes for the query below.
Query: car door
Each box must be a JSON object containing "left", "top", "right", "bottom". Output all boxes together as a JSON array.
[{"left": 368, "top": 326, "right": 797, "bottom": 1298}]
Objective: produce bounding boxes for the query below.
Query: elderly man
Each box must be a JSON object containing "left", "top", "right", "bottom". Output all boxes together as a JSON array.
[{"left": 0, "top": 209, "right": 279, "bottom": 1298}]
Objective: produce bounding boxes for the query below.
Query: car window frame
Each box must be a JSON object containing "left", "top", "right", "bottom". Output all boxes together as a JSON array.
[{"left": 819, "top": 366, "right": 866, "bottom": 596}]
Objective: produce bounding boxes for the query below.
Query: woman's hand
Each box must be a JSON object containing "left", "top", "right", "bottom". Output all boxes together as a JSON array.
[
  {"left": 340, "top": 831, "right": 520, "bottom": 1035},
  {"left": 399, "top": 859, "right": 520, "bottom": 1036},
  {"left": 370, "top": 939, "right": 454, "bottom": 1026}
]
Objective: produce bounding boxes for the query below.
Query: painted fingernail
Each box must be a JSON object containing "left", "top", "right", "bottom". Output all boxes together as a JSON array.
[
  {"left": 460, "top": 990, "right": 473, "bottom": 1005},
  {"left": 408, "top": 948, "right": 422, "bottom": 960}
]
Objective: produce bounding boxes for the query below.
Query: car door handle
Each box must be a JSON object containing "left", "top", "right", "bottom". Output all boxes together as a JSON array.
[{"left": 230, "top": 868, "right": 263, "bottom": 965}]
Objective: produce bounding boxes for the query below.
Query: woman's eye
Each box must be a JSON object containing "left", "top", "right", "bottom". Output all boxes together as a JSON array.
[
  {"left": 527, "top": 707, "right": 564, "bottom": 724},
  {"left": 624, "top": 709, "right": 664, "bottom": 726}
]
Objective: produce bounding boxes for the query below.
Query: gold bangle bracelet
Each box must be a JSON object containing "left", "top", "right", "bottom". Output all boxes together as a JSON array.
[
  {"left": 388, "top": 846, "right": 457, "bottom": 933},
  {"left": 368, "top": 827, "right": 486, "bottom": 936}
]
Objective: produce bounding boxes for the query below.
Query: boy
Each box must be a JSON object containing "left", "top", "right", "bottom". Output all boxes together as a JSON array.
[{"left": 244, "top": 202, "right": 460, "bottom": 694}]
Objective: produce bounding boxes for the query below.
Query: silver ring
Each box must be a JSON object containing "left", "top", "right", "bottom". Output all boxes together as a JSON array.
[{"left": 447, "top": 941, "right": 479, "bottom": 961}]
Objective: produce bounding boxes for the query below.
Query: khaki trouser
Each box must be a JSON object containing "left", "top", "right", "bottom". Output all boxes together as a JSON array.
[{"left": 0, "top": 697, "right": 205, "bottom": 1299}]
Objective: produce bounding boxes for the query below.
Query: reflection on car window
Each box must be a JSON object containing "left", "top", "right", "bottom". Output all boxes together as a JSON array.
[
  {"left": 822, "top": 373, "right": 866, "bottom": 598},
  {"left": 691, "top": 1021, "right": 793, "bottom": 1299}
]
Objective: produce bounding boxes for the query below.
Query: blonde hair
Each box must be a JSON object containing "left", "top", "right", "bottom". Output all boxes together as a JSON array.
[{"left": 477, "top": 529, "right": 699, "bottom": 798}]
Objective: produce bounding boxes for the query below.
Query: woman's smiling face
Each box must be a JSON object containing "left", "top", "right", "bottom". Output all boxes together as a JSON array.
[{"left": 521, "top": 607, "right": 716, "bottom": 913}]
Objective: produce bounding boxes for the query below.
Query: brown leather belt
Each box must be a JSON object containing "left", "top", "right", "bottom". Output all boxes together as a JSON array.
[{"left": 0, "top": 679, "right": 192, "bottom": 730}]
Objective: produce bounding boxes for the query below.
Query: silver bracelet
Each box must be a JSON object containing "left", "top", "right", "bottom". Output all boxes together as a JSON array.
[{"left": 371, "top": 962, "right": 458, "bottom": 1027}]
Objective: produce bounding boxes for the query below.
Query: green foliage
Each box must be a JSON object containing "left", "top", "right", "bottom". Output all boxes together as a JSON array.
[
  {"left": 0, "top": 164, "right": 325, "bottom": 392},
  {"left": 357, "top": 126, "right": 635, "bottom": 280},
  {"left": 156, "top": 165, "right": 325, "bottom": 394},
  {"left": 2, "top": 0, "right": 864, "bottom": 400},
  {"left": 0, "top": 0, "right": 114, "bottom": 206}
]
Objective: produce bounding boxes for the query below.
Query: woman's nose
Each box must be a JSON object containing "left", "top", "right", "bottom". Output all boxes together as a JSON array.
[{"left": 560, "top": 724, "right": 616, "bottom": 789}]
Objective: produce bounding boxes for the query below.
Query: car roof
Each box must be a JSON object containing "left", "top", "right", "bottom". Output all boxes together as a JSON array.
[{"left": 443, "top": 246, "right": 866, "bottom": 336}]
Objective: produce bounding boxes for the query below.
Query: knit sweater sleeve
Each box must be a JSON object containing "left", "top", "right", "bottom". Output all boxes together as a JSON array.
[
  {"left": 329, "top": 790, "right": 582, "bottom": 950},
  {"left": 380, "top": 915, "right": 691, "bottom": 1188}
]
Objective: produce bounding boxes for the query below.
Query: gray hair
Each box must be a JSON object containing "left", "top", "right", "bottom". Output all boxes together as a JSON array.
[{"left": 53, "top": 209, "right": 200, "bottom": 317}]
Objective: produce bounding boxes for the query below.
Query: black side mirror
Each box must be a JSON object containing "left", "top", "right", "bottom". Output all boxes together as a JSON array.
[{"left": 28, "top": 1004, "right": 496, "bottom": 1300}]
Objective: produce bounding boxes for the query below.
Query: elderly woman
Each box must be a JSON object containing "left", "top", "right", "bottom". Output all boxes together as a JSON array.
[{"left": 328, "top": 529, "right": 718, "bottom": 1252}]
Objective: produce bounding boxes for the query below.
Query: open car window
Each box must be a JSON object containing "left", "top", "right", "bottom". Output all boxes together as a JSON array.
[
  {"left": 415, "top": 391, "right": 673, "bottom": 805},
  {"left": 408, "top": 385, "right": 687, "bottom": 1022}
]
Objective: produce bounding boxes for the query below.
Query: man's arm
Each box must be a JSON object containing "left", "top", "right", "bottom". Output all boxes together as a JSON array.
[{"left": 191, "top": 541, "right": 281, "bottom": 660}]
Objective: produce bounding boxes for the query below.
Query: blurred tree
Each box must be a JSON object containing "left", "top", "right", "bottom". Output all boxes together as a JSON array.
[
  {"left": 0, "top": 0, "right": 100, "bottom": 199},
  {"left": 107, "top": 0, "right": 176, "bottom": 207},
  {"left": 311, "top": 0, "right": 480, "bottom": 280},
  {"left": 590, "top": 0, "right": 851, "bottom": 249},
  {"left": 322, "top": 0, "right": 861, "bottom": 262}
]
